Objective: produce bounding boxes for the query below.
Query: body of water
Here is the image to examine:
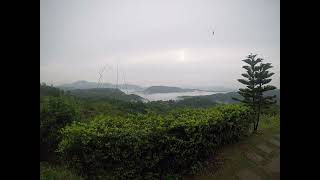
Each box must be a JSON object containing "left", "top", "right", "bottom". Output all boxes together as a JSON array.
[{"left": 122, "top": 89, "right": 224, "bottom": 101}]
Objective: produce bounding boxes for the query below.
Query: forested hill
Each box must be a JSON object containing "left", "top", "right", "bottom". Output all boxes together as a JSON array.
[
  {"left": 143, "top": 86, "right": 196, "bottom": 94},
  {"left": 68, "top": 88, "right": 144, "bottom": 102},
  {"left": 40, "top": 83, "right": 64, "bottom": 97},
  {"left": 180, "top": 89, "right": 280, "bottom": 105},
  {"left": 40, "top": 83, "right": 144, "bottom": 102}
]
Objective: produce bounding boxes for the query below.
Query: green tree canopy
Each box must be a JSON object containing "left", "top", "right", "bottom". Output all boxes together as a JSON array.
[{"left": 233, "top": 53, "right": 277, "bottom": 132}]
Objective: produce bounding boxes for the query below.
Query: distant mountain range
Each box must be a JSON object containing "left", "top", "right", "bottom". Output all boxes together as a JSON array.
[
  {"left": 43, "top": 81, "right": 280, "bottom": 104},
  {"left": 58, "top": 80, "right": 144, "bottom": 91},
  {"left": 180, "top": 85, "right": 236, "bottom": 92},
  {"left": 58, "top": 80, "right": 237, "bottom": 94},
  {"left": 180, "top": 89, "right": 280, "bottom": 105},
  {"left": 141, "top": 86, "right": 197, "bottom": 94},
  {"left": 58, "top": 81, "right": 200, "bottom": 94}
]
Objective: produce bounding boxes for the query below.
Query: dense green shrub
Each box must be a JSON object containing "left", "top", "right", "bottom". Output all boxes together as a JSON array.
[
  {"left": 40, "top": 162, "right": 84, "bottom": 180},
  {"left": 145, "top": 99, "right": 216, "bottom": 115},
  {"left": 40, "top": 96, "right": 80, "bottom": 161},
  {"left": 40, "top": 83, "right": 64, "bottom": 97},
  {"left": 174, "top": 97, "right": 217, "bottom": 108},
  {"left": 261, "top": 104, "right": 280, "bottom": 116},
  {"left": 58, "top": 104, "right": 251, "bottom": 179}
]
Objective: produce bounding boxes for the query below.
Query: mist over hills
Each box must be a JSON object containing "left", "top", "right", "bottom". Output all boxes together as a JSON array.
[
  {"left": 58, "top": 80, "right": 144, "bottom": 91},
  {"left": 180, "top": 85, "right": 236, "bottom": 92},
  {"left": 55, "top": 81, "right": 280, "bottom": 104},
  {"left": 141, "top": 86, "right": 198, "bottom": 94},
  {"left": 42, "top": 81, "right": 280, "bottom": 105},
  {"left": 57, "top": 80, "right": 235, "bottom": 93}
]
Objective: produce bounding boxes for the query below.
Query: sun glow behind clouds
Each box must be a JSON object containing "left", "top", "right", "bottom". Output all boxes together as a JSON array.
[
  {"left": 177, "top": 49, "right": 186, "bottom": 62},
  {"left": 41, "top": 47, "right": 279, "bottom": 88}
]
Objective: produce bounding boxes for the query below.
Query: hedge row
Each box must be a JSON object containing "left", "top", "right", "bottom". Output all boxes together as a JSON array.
[{"left": 57, "top": 104, "right": 251, "bottom": 179}]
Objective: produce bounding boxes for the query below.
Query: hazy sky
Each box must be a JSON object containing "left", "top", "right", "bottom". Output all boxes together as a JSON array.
[{"left": 40, "top": 0, "right": 280, "bottom": 88}]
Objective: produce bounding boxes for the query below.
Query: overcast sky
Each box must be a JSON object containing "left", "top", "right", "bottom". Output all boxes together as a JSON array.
[{"left": 40, "top": 0, "right": 280, "bottom": 88}]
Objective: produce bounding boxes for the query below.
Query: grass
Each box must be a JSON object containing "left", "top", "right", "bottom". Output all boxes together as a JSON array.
[
  {"left": 40, "top": 162, "right": 84, "bottom": 180},
  {"left": 259, "top": 114, "right": 280, "bottom": 131}
]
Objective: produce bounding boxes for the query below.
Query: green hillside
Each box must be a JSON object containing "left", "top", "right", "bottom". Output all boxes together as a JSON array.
[
  {"left": 143, "top": 86, "right": 195, "bottom": 94},
  {"left": 68, "top": 88, "right": 144, "bottom": 102},
  {"left": 180, "top": 89, "right": 280, "bottom": 105}
]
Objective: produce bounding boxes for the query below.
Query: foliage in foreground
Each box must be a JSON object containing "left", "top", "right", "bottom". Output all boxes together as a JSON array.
[
  {"left": 40, "top": 162, "right": 84, "bottom": 180},
  {"left": 57, "top": 104, "right": 251, "bottom": 179},
  {"left": 40, "top": 96, "right": 80, "bottom": 161},
  {"left": 259, "top": 114, "right": 280, "bottom": 130},
  {"left": 40, "top": 83, "right": 65, "bottom": 97}
]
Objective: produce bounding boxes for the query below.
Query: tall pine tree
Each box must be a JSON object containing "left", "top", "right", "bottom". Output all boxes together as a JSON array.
[{"left": 234, "top": 53, "right": 277, "bottom": 132}]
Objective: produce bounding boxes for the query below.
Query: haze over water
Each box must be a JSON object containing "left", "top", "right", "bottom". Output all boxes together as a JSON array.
[{"left": 123, "top": 89, "right": 224, "bottom": 101}]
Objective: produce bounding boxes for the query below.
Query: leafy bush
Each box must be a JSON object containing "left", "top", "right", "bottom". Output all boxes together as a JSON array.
[
  {"left": 57, "top": 104, "right": 251, "bottom": 179},
  {"left": 40, "top": 162, "right": 84, "bottom": 180},
  {"left": 40, "top": 83, "right": 64, "bottom": 97},
  {"left": 40, "top": 96, "right": 80, "bottom": 161},
  {"left": 174, "top": 97, "right": 217, "bottom": 108},
  {"left": 261, "top": 104, "right": 280, "bottom": 116},
  {"left": 146, "top": 98, "right": 217, "bottom": 114}
]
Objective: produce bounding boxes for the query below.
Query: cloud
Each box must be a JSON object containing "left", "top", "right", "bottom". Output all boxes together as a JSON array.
[{"left": 41, "top": 0, "right": 280, "bottom": 88}]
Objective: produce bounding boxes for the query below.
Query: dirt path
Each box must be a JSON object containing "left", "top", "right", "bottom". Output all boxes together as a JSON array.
[{"left": 185, "top": 128, "right": 280, "bottom": 180}]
